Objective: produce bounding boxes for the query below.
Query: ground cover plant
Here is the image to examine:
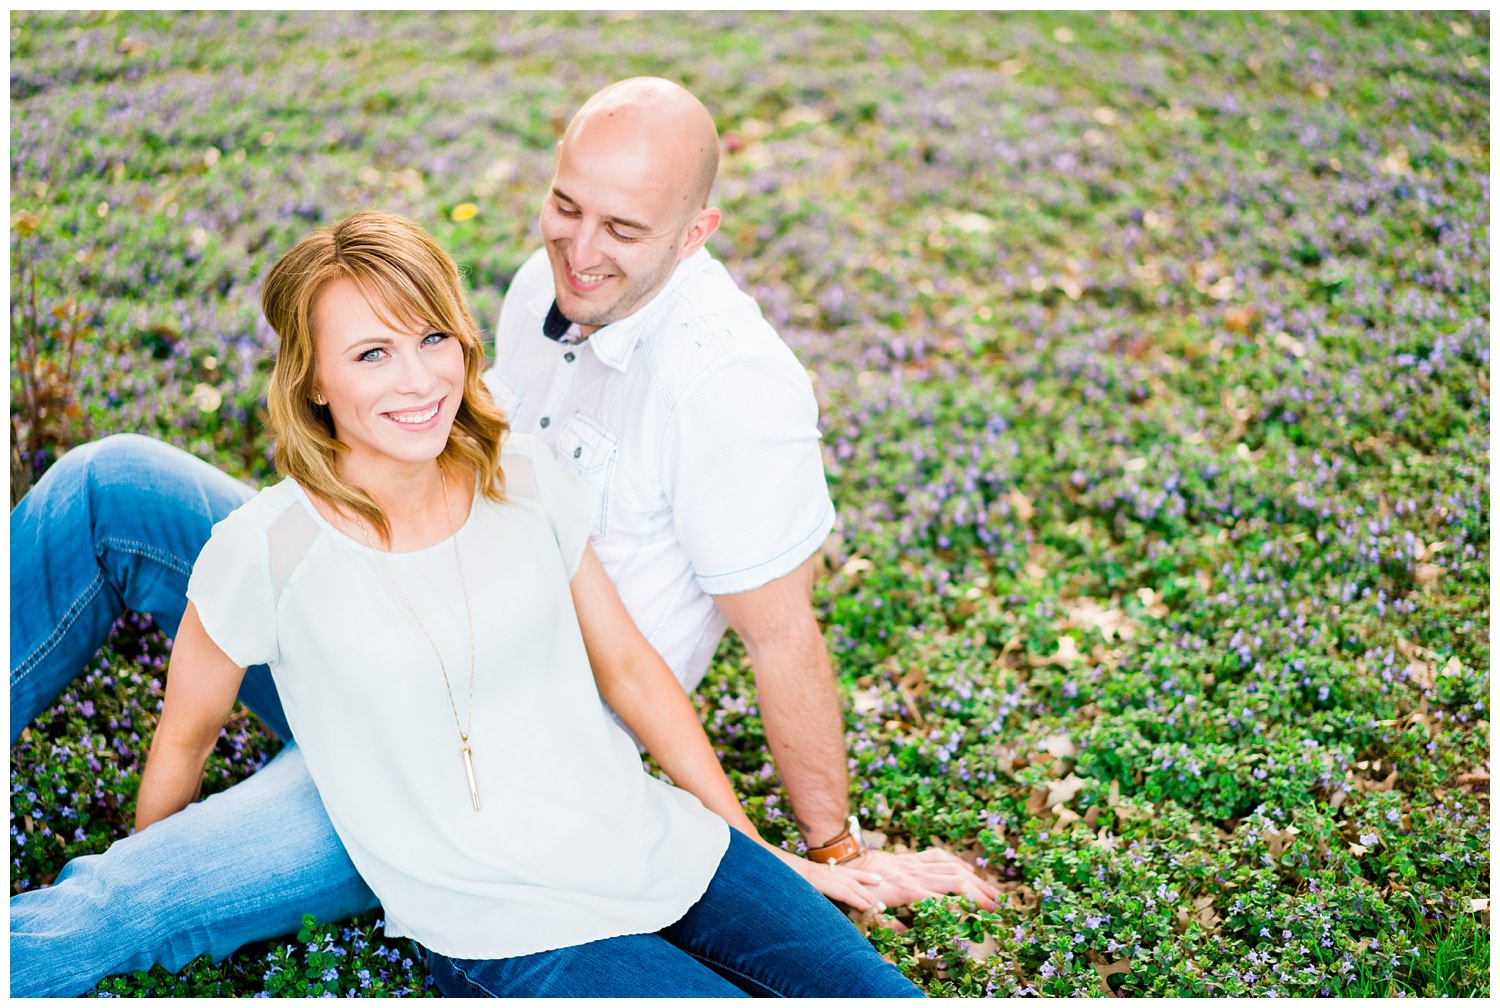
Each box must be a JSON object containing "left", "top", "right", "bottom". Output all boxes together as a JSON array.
[{"left": 9, "top": 10, "right": 1489, "bottom": 998}]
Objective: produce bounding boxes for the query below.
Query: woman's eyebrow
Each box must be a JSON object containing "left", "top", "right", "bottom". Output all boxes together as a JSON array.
[{"left": 338, "top": 333, "right": 395, "bottom": 353}]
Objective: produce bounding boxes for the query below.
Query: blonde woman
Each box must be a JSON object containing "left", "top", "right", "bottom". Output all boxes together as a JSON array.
[{"left": 134, "top": 211, "right": 922, "bottom": 998}]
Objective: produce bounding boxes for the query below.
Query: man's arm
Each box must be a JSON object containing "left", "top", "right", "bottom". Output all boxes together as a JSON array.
[
  {"left": 715, "top": 558, "right": 1001, "bottom": 911},
  {"left": 711, "top": 556, "right": 849, "bottom": 843}
]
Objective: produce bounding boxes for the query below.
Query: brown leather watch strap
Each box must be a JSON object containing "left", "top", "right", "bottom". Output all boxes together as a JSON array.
[{"left": 805, "top": 815, "right": 865, "bottom": 865}]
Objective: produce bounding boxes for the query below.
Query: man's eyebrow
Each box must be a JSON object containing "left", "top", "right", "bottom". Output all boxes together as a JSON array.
[{"left": 552, "top": 187, "right": 652, "bottom": 234}]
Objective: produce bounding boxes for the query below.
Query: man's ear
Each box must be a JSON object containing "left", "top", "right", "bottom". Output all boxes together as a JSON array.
[{"left": 676, "top": 207, "right": 722, "bottom": 260}]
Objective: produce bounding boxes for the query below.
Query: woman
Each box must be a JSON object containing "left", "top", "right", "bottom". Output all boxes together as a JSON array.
[{"left": 136, "top": 210, "right": 923, "bottom": 998}]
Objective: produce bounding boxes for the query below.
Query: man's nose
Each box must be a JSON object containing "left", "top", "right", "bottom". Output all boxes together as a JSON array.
[{"left": 570, "top": 219, "right": 604, "bottom": 268}]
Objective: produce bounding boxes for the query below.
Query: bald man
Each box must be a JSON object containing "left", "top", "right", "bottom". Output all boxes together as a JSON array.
[{"left": 10, "top": 78, "right": 995, "bottom": 997}]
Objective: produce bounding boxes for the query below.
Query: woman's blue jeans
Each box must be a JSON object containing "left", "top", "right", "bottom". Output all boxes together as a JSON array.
[
  {"left": 9, "top": 435, "right": 379, "bottom": 997},
  {"left": 428, "top": 829, "right": 923, "bottom": 998}
]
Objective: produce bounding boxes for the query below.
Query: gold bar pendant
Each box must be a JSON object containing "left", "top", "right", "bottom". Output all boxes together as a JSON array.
[{"left": 461, "top": 743, "right": 481, "bottom": 812}]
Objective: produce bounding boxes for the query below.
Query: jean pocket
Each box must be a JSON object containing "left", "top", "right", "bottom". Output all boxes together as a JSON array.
[{"left": 554, "top": 414, "right": 618, "bottom": 537}]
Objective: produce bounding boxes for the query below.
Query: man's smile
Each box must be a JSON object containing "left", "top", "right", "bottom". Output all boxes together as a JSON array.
[{"left": 566, "top": 264, "right": 612, "bottom": 290}]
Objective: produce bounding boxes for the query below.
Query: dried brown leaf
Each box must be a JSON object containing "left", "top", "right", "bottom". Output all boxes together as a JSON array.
[
  {"left": 1086, "top": 950, "right": 1133, "bottom": 993},
  {"left": 962, "top": 932, "right": 1000, "bottom": 963},
  {"left": 1061, "top": 597, "right": 1134, "bottom": 642},
  {"left": 1175, "top": 898, "right": 1221, "bottom": 933},
  {"left": 1005, "top": 487, "right": 1035, "bottom": 522},
  {"left": 1005, "top": 883, "right": 1039, "bottom": 911},
  {"left": 1224, "top": 305, "right": 1260, "bottom": 333},
  {"left": 1040, "top": 733, "right": 1077, "bottom": 761},
  {"left": 839, "top": 555, "right": 874, "bottom": 578},
  {"left": 1046, "top": 773, "right": 1089, "bottom": 808}
]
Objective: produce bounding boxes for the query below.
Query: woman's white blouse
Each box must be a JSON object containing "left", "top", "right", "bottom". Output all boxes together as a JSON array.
[{"left": 185, "top": 434, "right": 728, "bottom": 959}]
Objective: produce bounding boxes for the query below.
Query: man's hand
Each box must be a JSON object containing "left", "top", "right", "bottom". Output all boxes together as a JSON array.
[{"left": 848, "top": 847, "right": 1000, "bottom": 911}]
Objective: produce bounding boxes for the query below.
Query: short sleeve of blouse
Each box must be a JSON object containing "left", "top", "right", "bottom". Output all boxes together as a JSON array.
[
  {"left": 520, "top": 438, "right": 595, "bottom": 578},
  {"left": 185, "top": 506, "right": 279, "bottom": 669}
]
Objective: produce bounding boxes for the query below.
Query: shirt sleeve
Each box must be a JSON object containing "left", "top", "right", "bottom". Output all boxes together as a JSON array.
[
  {"left": 528, "top": 440, "right": 597, "bottom": 579},
  {"left": 185, "top": 507, "right": 279, "bottom": 669},
  {"left": 663, "top": 354, "right": 836, "bottom": 596}
]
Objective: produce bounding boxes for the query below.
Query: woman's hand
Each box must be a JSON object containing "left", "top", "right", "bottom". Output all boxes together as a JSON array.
[{"left": 762, "top": 842, "right": 887, "bottom": 912}]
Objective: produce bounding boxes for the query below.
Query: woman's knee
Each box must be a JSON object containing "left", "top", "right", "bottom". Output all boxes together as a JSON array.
[{"left": 48, "top": 433, "right": 170, "bottom": 492}]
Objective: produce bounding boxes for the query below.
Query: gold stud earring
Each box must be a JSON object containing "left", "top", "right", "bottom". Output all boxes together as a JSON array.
[{"left": 313, "top": 392, "right": 326, "bottom": 405}]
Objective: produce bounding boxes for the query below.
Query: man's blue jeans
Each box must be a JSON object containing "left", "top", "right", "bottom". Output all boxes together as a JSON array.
[
  {"left": 428, "top": 829, "right": 923, "bottom": 997},
  {"left": 9, "top": 435, "right": 378, "bottom": 997}
]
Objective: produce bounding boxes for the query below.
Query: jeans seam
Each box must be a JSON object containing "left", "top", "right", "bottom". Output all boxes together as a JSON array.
[
  {"left": 679, "top": 947, "right": 788, "bottom": 998},
  {"left": 442, "top": 958, "right": 504, "bottom": 998},
  {"left": 13, "top": 535, "right": 194, "bottom": 685},
  {"left": 12, "top": 570, "right": 104, "bottom": 683},
  {"left": 99, "top": 535, "right": 197, "bottom": 578}
]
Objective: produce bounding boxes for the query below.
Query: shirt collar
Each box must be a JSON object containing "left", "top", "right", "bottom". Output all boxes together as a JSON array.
[{"left": 542, "top": 249, "right": 709, "bottom": 372}]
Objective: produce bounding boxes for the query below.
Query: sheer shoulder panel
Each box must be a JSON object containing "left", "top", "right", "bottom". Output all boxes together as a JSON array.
[
  {"left": 267, "top": 500, "right": 321, "bottom": 607},
  {"left": 503, "top": 454, "right": 536, "bottom": 503}
]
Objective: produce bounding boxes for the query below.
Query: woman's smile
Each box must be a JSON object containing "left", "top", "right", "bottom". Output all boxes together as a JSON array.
[{"left": 385, "top": 397, "right": 446, "bottom": 430}]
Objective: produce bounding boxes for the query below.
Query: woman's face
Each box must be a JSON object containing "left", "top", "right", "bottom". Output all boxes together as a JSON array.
[{"left": 311, "top": 277, "right": 465, "bottom": 478}]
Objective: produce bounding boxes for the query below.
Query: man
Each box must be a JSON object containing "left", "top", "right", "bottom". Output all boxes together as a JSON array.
[{"left": 9, "top": 78, "right": 996, "bottom": 997}]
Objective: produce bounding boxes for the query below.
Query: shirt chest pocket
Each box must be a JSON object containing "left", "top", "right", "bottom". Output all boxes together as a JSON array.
[{"left": 555, "top": 414, "right": 619, "bottom": 538}]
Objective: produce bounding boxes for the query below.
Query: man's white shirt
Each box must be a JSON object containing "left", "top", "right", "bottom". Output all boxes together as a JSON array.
[{"left": 484, "top": 247, "right": 835, "bottom": 691}]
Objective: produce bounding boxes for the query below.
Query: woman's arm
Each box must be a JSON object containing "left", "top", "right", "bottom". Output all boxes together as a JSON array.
[
  {"left": 135, "top": 601, "right": 247, "bottom": 831},
  {"left": 569, "top": 544, "right": 884, "bottom": 910}
]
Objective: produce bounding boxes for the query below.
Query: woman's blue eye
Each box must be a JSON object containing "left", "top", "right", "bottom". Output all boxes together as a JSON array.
[
  {"left": 423, "top": 331, "right": 449, "bottom": 346},
  {"left": 357, "top": 348, "right": 387, "bottom": 363}
]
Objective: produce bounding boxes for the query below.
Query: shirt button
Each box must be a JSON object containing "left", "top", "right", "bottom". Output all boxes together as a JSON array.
[
  {"left": 539, "top": 417, "right": 550, "bottom": 428},
  {"left": 563, "top": 351, "right": 576, "bottom": 363},
  {"left": 573, "top": 447, "right": 582, "bottom": 459}
]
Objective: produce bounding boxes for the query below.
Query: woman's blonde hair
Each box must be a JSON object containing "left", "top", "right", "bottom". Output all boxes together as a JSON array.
[{"left": 263, "top": 210, "right": 508, "bottom": 544}]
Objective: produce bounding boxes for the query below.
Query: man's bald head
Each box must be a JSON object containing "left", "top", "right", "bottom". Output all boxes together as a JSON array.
[
  {"left": 560, "top": 77, "right": 720, "bottom": 211},
  {"left": 540, "top": 78, "right": 724, "bottom": 334}
]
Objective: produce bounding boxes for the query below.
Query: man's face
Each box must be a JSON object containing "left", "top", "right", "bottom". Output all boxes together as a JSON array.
[{"left": 539, "top": 132, "right": 695, "bottom": 335}]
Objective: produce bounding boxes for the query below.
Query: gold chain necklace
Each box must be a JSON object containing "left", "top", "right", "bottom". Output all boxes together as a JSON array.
[{"left": 356, "top": 468, "right": 481, "bottom": 812}]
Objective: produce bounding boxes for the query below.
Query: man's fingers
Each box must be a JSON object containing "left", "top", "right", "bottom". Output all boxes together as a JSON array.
[
  {"left": 845, "top": 846, "right": 1008, "bottom": 909},
  {"left": 863, "top": 867, "right": 1003, "bottom": 908}
]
